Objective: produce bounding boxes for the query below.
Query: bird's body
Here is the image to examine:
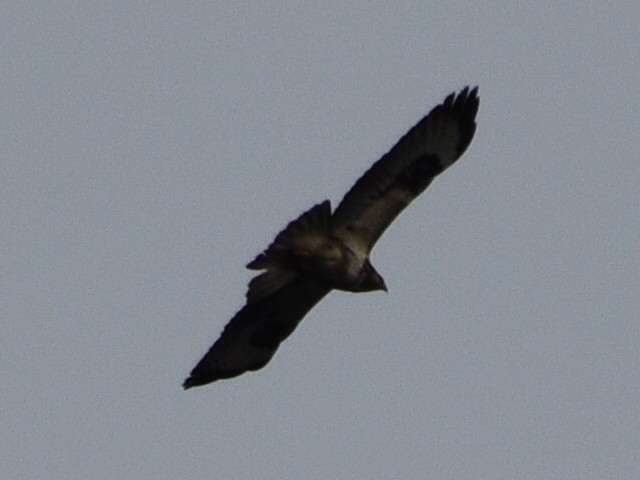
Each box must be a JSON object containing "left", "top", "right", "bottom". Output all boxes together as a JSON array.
[
  {"left": 246, "top": 200, "right": 386, "bottom": 297},
  {"left": 184, "top": 86, "right": 480, "bottom": 389}
]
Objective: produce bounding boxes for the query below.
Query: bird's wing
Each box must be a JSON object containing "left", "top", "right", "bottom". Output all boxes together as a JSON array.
[
  {"left": 183, "top": 202, "right": 335, "bottom": 389},
  {"left": 183, "top": 276, "right": 330, "bottom": 388},
  {"left": 331, "top": 87, "right": 479, "bottom": 256}
]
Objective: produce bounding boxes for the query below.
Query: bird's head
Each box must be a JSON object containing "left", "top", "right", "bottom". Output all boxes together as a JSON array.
[{"left": 359, "top": 259, "right": 388, "bottom": 293}]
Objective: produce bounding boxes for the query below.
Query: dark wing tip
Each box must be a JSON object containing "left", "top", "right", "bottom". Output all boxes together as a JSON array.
[
  {"left": 182, "top": 377, "right": 195, "bottom": 390},
  {"left": 446, "top": 85, "right": 479, "bottom": 104},
  {"left": 443, "top": 85, "right": 479, "bottom": 117},
  {"left": 446, "top": 85, "right": 480, "bottom": 158},
  {"left": 456, "top": 85, "right": 480, "bottom": 117},
  {"left": 415, "top": 85, "right": 479, "bottom": 169},
  {"left": 183, "top": 365, "right": 214, "bottom": 390},
  {"left": 182, "top": 362, "right": 240, "bottom": 390},
  {"left": 183, "top": 371, "right": 222, "bottom": 389}
]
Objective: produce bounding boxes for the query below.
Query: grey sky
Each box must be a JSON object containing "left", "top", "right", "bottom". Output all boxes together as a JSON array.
[{"left": 2, "top": 3, "right": 639, "bottom": 479}]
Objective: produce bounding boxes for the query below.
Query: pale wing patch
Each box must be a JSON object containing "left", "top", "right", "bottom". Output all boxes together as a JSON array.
[{"left": 335, "top": 186, "right": 412, "bottom": 255}]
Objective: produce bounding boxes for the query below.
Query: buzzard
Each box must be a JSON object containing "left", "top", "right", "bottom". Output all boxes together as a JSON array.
[{"left": 183, "top": 86, "right": 479, "bottom": 389}]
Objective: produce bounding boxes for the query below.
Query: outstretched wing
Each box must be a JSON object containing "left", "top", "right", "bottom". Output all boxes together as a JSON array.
[
  {"left": 331, "top": 87, "right": 479, "bottom": 256},
  {"left": 183, "top": 203, "right": 334, "bottom": 389},
  {"left": 183, "top": 277, "right": 330, "bottom": 388}
]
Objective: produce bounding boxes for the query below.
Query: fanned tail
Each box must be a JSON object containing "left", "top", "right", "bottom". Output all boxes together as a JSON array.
[
  {"left": 244, "top": 200, "right": 332, "bottom": 302},
  {"left": 246, "top": 200, "right": 332, "bottom": 270}
]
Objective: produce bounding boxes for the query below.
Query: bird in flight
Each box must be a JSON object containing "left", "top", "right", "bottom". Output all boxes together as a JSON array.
[{"left": 183, "top": 86, "right": 479, "bottom": 389}]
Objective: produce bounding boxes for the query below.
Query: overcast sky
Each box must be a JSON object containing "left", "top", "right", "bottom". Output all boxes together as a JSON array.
[{"left": 2, "top": 2, "right": 639, "bottom": 479}]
